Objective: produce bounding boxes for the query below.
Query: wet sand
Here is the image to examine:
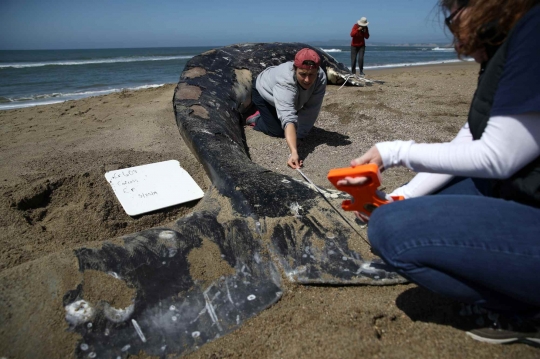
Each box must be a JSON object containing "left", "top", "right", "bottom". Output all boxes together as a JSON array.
[{"left": 1, "top": 61, "right": 537, "bottom": 358}]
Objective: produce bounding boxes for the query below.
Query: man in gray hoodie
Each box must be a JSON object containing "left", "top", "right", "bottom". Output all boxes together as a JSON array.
[{"left": 246, "top": 48, "right": 327, "bottom": 169}]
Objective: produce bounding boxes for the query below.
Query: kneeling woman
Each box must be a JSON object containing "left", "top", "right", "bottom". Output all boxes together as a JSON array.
[
  {"left": 247, "top": 48, "right": 327, "bottom": 169},
  {"left": 338, "top": 0, "right": 540, "bottom": 345}
]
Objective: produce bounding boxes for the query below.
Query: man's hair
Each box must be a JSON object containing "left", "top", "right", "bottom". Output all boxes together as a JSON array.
[
  {"left": 440, "top": 0, "right": 540, "bottom": 56},
  {"left": 301, "top": 60, "right": 317, "bottom": 68},
  {"left": 293, "top": 61, "right": 317, "bottom": 71}
]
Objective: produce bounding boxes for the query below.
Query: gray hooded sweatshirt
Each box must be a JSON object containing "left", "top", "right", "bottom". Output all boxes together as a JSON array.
[{"left": 255, "top": 61, "right": 327, "bottom": 139}]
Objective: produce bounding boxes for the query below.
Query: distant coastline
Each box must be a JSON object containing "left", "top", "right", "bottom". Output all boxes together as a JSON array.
[{"left": 308, "top": 41, "right": 453, "bottom": 48}]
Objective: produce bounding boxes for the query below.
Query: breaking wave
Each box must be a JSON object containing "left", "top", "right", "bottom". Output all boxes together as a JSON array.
[
  {"left": 0, "top": 84, "right": 165, "bottom": 110},
  {"left": 0, "top": 55, "right": 193, "bottom": 69},
  {"left": 363, "top": 58, "right": 473, "bottom": 70}
]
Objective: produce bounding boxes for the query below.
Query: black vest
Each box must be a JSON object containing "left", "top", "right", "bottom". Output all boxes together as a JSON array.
[{"left": 467, "top": 24, "right": 540, "bottom": 208}]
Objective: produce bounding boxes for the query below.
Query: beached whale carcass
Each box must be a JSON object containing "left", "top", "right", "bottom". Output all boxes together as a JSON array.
[
  {"left": 0, "top": 43, "right": 403, "bottom": 359},
  {"left": 69, "top": 43, "right": 406, "bottom": 357}
]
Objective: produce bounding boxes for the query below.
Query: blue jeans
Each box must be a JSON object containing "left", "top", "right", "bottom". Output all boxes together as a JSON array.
[
  {"left": 350, "top": 46, "right": 366, "bottom": 74},
  {"left": 251, "top": 81, "right": 285, "bottom": 138},
  {"left": 368, "top": 177, "right": 540, "bottom": 313}
]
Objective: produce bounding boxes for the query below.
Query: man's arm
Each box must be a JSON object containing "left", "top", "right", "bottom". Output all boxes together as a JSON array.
[
  {"left": 272, "top": 82, "right": 302, "bottom": 167},
  {"left": 285, "top": 123, "right": 302, "bottom": 168},
  {"left": 273, "top": 83, "right": 298, "bottom": 129},
  {"left": 296, "top": 73, "right": 326, "bottom": 139}
]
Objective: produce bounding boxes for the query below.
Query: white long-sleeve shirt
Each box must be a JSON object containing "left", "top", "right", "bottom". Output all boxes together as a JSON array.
[{"left": 380, "top": 113, "right": 540, "bottom": 198}]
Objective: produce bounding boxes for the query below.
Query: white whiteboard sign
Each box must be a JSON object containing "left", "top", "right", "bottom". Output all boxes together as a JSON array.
[{"left": 105, "top": 160, "right": 204, "bottom": 216}]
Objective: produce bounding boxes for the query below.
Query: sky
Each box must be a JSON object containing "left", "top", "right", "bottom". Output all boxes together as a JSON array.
[{"left": 0, "top": 0, "right": 452, "bottom": 50}]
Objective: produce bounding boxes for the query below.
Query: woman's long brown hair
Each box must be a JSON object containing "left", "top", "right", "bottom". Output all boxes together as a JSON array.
[{"left": 441, "top": 0, "right": 540, "bottom": 56}]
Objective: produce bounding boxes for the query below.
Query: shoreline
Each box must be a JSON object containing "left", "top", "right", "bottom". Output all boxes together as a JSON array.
[
  {"left": 1, "top": 60, "right": 537, "bottom": 359},
  {"left": 370, "top": 59, "right": 474, "bottom": 72},
  {"left": 0, "top": 59, "right": 476, "bottom": 111}
]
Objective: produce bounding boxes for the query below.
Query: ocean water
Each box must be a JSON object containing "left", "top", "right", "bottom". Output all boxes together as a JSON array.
[{"left": 0, "top": 45, "right": 464, "bottom": 110}]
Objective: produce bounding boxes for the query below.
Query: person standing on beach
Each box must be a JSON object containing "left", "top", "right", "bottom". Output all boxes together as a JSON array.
[
  {"left": 338, "top": 0, "right": 540, "bottom": 345},
  {"left": 350, "top": 17, "right": 370, "bottom": 76},
  {"left": 245, "top": 48, "right": 327, "bottom": 169}
]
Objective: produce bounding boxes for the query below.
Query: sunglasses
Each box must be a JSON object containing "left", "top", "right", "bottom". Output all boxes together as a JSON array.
[{"left": 445, "top": 5, "right": 466, "bottom": 30}]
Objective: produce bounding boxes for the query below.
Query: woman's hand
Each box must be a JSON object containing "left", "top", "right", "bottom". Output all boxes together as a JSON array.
[
  {"left": 354, "top": 211, "right": 370, "bottom": 223},
  {"left": 351, "top": 145, "right": 383, "bottom": 168},
  {"left": 335, "top": 145, "right": 384, "bottom": 223},
  {"left": 336, "top": 146, "right": 383, "bottom": 186}
]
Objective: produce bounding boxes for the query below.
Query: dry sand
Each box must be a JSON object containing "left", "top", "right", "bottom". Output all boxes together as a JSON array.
[{"left": 1, "top": 61, "right": 538, "bottom": 358}]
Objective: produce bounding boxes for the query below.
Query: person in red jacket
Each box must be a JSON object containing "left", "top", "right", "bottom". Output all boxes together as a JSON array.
[{"left": 350, "top": 17, "right": 370, "bottom": 76}]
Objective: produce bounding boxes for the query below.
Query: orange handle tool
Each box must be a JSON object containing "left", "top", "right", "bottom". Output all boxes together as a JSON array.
[{"left": 327, "top": 163, "right": 403, "bottom": 217}]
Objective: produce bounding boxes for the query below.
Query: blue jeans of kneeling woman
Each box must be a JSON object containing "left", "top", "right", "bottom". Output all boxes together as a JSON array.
[{"left": 368, "top": 177, "right": 540, "bottom": 314}]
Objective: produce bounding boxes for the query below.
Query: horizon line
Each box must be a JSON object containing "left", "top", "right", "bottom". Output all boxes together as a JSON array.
[
  {"left": 0, "top": 40, "right": 452, "bottom": 52},
  {"left": 0, "top": 44, "right": 453, "bottom": 52}
]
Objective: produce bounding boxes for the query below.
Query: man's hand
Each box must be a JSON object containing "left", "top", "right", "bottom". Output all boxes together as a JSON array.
[{"left": 287, "top": 153, "right": 303, "bottom": 169}]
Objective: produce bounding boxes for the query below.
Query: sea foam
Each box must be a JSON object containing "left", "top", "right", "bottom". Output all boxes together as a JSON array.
[{"left": 0, "top": 55, "right": 193, "bottom": 69}]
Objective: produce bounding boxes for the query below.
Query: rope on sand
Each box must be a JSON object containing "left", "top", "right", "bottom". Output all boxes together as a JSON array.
[{"left": 338, "top": 74, "right": 374, "bottom": 90}]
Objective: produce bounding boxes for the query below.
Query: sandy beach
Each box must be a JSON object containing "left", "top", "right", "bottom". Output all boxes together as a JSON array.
[{"left": 1, "top": 61, "right": 538, "bottom": 359}]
